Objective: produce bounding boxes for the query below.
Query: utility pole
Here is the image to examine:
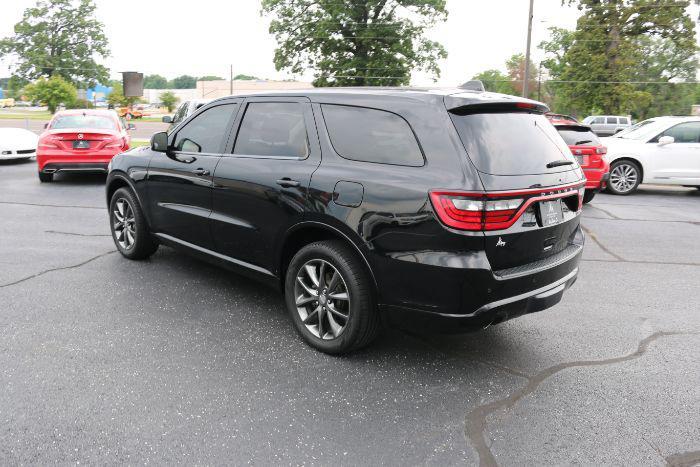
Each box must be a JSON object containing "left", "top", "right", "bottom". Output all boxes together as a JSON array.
[
  {"left": 230, "top": 64, "right": 233, "bottom": 95},
  {"left": 523, "top": 0, "right": 535, "bottom": 98}
]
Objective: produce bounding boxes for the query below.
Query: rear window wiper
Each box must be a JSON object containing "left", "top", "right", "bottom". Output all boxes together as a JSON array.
[{"left": 546, "top": 159, "right": 574, "bottom": 168}]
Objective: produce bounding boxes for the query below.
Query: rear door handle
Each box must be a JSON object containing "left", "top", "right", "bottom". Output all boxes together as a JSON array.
[
  {"left": 276, "top": 178, "right": 300, "bottom": 188},
  {"left": 193, "top": 168, "right": 210, "bottom": 176}
]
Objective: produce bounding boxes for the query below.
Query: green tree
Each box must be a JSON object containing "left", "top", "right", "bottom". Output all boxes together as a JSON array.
[
  {"left": 159, "top": 91, "right": 179, "bottom": 112},
  {"left": 170, "top": 75, "right": 197, "bottom": 89},
  {"left": 143, "top": 74, "right": 168, "bottom": 89},
  {"left": 23, "top": 75, "right": 77, "bottom": 113},
  {"left": 0, "top": 0, "right": 109, "bottom": 87},
  {"left": 471, "top": 69, "right": 516, "bottom": 95},
  {"left": 233, "top": 74, "right": 260, "bottom": 80},
  {"left": 261, "top": 0, "right": 448, "bottom": 86},
  {"left": 540, "top": 0, "right": 698, "bottom": 116},
  {"left": 198, "top": 75, "right": 224, "bottom": 81}
]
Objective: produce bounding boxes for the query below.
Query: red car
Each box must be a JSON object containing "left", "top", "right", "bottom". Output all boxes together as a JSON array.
[
  {"left": 37, "top": 109, "right": 133, "bottom": 182},
  {"left": 549, "top": 118, "right": 610, "bottom": 204}
]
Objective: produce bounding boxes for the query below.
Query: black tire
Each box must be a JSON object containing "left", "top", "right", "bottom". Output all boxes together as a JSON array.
[
  {"left": 38, "top": 172, "right": 53, "bottom": 183},
  {"left": 582, "top": 190, "right": 596, "bottom": 204},
  {"left": 285, "top": 240, "right": 379, "bottom": 354},
  {"left": 607, "top": 160, "right": 641, "bottom": 195},
  {"left": 109, "top": 187, "right": 158, "bottom": 260}
]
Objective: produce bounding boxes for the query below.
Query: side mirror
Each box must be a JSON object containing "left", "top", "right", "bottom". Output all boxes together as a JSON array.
[
  {"left": 658, "top": 135, "right": 674, "bottom": 146},
  {"left": 151, "top": 131, "right": 169, "bottom": 153},
  {"left": 162, "top": 116, "right": 172, "bottom": 124},
  {"left": 127, "top": 123, "right": 136, "bottom": 130}
]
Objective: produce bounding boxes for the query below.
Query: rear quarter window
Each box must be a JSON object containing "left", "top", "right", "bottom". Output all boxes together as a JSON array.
[{"left": 321, "top": 104, "right": 424, "bottom": 167}]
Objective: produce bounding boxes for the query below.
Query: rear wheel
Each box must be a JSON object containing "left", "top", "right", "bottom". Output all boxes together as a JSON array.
[
  {"left": 607, "top": 160, "right": 641, "bottom": 195},
  {"left": 285, "top": 240, "right": 379, "bottom": 354},
  {"left": 582, "top": 190, "right": 596, "bottom": 204},
  {"left": 38, "top": 172, "right": 53, "bottom": 183},
  {"left": 109, "top": 187, "right": 158, "bottom": 260}
]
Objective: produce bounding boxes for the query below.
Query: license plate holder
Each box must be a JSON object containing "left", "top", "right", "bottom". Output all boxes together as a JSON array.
[
  {"left": 72, "top": 140, "right": 90, "bottom": 149},
  {"left": 538, "top": 199, "right": 564, "bottom": 227}
]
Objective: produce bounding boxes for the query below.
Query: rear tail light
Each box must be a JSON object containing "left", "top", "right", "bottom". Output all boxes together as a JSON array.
[
  {"left": 430, "top": 183, "right": 584, "bottom": 231},
  {"left": 104, "top": 138, "right": 125, "bottom": 149},
  {"left": 430, "top": 192, "right": 524, "bottom": 231},
  {"left": 38, "top": 136, "right": 61, "bottom": 150}
]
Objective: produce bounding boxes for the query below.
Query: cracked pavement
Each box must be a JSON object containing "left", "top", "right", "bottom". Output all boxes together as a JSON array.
[{"left": 1, "top": 159, "right": 699, "bottom": 465}]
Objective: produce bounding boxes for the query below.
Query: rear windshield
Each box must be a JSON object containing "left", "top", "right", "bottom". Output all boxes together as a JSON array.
[
  {"left": 556, "top": 126, "right": 601, "bottom": 146},
  {"left": 50, "top": 115, "right": 116, "bottom": 130},
  {"left": 449, "top": 112, "right": 575, "bottom": 175}
]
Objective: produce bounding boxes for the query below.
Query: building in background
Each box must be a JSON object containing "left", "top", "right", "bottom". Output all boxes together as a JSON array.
[
  {"left": 143, "top": 88, "right": 199, "bottom": 105},
  {"left": 196, "top": 79, "right": 313, "bottom": 99}
]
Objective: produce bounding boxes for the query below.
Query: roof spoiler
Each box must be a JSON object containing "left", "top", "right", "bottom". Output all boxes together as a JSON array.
[
  {"left": 459, "top": 80, "right": 486, "bottom": 92},
  {"left": 448, "top": 101, "right": 550, "bottom": 116}
]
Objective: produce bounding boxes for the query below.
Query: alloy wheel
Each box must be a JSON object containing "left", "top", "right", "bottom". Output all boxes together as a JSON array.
[
  {"left": 610, "top": 163, "right": 638, "bottom": 194},
  {"left": 113, "top": 198, "right": 136, "bottom": 250},
  {"left": 294, "top": 259, "right": 350, "bottom": 340}
]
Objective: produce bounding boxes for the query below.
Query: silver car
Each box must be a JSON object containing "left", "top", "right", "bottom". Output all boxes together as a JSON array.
[{"left": 582, "top": 115, "right": 632, "bottom": 136}]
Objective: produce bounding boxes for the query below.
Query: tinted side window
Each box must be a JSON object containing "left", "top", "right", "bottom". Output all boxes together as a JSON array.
[
  {"left": 660, "top": 122, "right": 700, "bottom": 143},
  {"left": 593, "top": 117, "right": 605, "bottom": 124},
  {"left": 606, "top": 117, "right": 618, "bottom": 124},
  {"left": 173, "top": 104, "right": 235, "bottom": 153},
  {"left": 321, "top": 104, "right": 424, "bottom": 167},
  {"left": 233, "top": 102, "right": 308, "bottom": 158},
  {"left": 619, "top": 117, "right": 629, "bottom": 125}
]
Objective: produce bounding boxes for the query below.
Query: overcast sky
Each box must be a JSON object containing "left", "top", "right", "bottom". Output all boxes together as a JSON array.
[{"left": 1, "top": 0, "right": 698, "bottom": 86}]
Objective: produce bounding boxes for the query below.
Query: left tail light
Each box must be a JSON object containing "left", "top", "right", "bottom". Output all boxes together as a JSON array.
[
  {"left": 430, "top": 192, "right": 525, "bottom": 231},
  {"left": 38, "top": 135, "right": 60, "bottom": 150}
]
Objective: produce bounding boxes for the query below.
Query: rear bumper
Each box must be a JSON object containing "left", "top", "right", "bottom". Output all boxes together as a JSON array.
[
  {"left": 40, "top": 162, "right": 109, "bottom": 174},
  {"left": 584, "top": 168, "right": 609, "bottom": 190},
  {"left": 37, "top": 150, "right": 119, "bottom": 171},
  {"left": 382, "top": 266, "right": 578, "bottom": 333},
  {"left": 378, "top": 226, "right": 584, "bottom": 333}
]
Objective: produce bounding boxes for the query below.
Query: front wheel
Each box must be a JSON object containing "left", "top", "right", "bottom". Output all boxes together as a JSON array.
[
  {"left": 109, "top": 187, "right": 159, "bottom": 260},
  {"left": 285, "top": 240, "right": 379, "bottom": 354},
  {"left": 607, "top": 160, "right": 641, "bottom": 195}
]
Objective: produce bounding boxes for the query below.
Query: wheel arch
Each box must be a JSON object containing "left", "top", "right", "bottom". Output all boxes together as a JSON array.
[
  {"left": 106, "top": 172, "right": 152, "bottom": 227},
  {"left": 277, "top": 221, "right": 379, "bottom": 296}
]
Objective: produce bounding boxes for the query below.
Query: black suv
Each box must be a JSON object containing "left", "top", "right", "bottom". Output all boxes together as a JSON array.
[{"left": 106, "top": 88, "right": 585, "bottom": 353}]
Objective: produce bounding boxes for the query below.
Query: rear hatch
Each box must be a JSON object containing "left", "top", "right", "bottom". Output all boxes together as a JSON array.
[
  {"left": 555, "top": 124, "right": 604, "bottom": 169},
  {"left": 435, "top": 97, "right": 584, "bottom": 272}
]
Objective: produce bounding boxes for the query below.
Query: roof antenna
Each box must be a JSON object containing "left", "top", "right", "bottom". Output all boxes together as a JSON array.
[{"left": 459, "top": 80, "right": 486, "bottom": 92}]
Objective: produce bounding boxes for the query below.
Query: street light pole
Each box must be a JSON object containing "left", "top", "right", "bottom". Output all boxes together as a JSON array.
[{"left": 523, "top": 0, "right": 535, "bottom": 98}]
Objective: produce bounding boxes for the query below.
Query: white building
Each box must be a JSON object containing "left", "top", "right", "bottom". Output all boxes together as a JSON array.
[{"left": 196, "top": 79, "right": 313, "bottom": 99}]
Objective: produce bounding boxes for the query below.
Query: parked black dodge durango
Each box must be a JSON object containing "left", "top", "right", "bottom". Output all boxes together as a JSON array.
[{"left": 106, "top": 88, "right": 585, "bottom": 353}]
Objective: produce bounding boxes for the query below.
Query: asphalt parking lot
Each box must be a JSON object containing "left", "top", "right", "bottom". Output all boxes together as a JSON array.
[{"left": 1, "top": 158, "right": 698, "bottom": 465}]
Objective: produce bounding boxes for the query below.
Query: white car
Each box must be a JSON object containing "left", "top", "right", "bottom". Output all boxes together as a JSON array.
[
  {"left": 602, "top": 116, "right": 700, "bottom": 195},
  {"left": 0, "top": 128, "right": 39, "bottom": 161}
]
